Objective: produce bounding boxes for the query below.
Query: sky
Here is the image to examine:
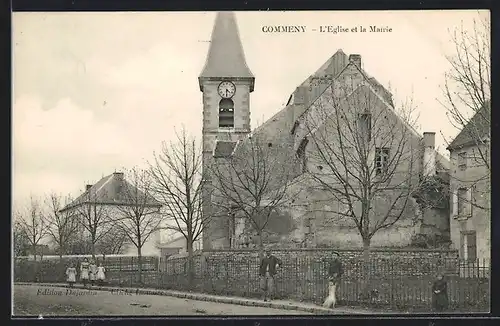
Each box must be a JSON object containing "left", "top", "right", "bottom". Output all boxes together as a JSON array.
[{"left": 12, "top": 10, "right": 489, "bottom": 210}]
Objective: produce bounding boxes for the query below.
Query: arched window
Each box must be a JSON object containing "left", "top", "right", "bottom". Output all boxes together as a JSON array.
[{"left": 219, "top": 98, "right": 234, "bottom": 128}]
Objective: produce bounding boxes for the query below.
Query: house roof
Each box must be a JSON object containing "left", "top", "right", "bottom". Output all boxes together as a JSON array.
[
  {"left": 199, "top": 12, "right": 254, "bottom": 91},
  {"left": 447, "top": 102, "right": 491, "bottom": 150},
  {"left": 157, "top": 236, "right": 185, "bottom": 249},
  {"left": 213, "top": 141, "right": 237, "bottom": 158},
  {"left": 227, "top": 50, "right": 449, "bottom": 172},
  {"left": 60, "top": 172, "right": 162, "bottom": 212}
]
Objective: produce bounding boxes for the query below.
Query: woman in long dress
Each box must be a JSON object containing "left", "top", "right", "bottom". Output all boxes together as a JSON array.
[
  {"left": 432, "top": 273, "right": 449, "bottom": 312},
  {"left": 66, "top": 263, "right": 77, "bottom": 288},
  {"left": 97, "top": 263, "right": 106, "bottom": 285},
  {"left": 80, "top": 258, "right": 90, "bottom": 287},
  {"left": 89, "top": 260, "right": 98, "bottom": 286}
]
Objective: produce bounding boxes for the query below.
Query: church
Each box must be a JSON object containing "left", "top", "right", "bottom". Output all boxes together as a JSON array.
[{"left": 199, "top": 12, "right": 451, "bottom": 250}]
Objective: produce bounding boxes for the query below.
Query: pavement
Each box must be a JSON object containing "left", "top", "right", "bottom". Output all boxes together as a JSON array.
[{"left": 14, "top": 282, "right": 374, "bottom": 315}]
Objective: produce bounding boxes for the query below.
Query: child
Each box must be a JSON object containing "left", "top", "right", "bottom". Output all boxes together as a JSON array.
[
  {"left": 80, "top": 258, "right": 90, "bottom": 287},
  {"left": 322, "top": 253, "right": 344, "bottom": 309},
  {"left": 97, "top": 262, "right": 106, "bottom": 285},
  {"left": 432, "top": 273, "right": 449, "bottom": 312},
  {"left": 66, "top": 263, "right": 77, "bottom": 288},
  {"left": 89, "top": 259, "right": 98, "bottom": 286}
]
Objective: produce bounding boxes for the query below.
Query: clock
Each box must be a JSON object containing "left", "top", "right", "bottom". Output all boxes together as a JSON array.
[{"left": 218, "top": 81, "right": 236, "bottom": 99}]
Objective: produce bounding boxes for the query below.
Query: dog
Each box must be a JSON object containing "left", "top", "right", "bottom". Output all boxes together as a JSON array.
[{"left": 322, "top": 278, "right": 338, "bottom": 309}]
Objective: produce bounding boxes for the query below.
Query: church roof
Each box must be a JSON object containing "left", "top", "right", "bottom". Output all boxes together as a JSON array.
[
  {"left": 199, "top": 12, "right": 254, "bottom": 91},
  {"left": 60, "top": 172, "right": 162, "bottom": 212},
  {"left": 447, "top": 101, "right": 491, "bottom": 150},
  {"left": 250, "top": 49, "right": 349, "bottom": 138},
  {"left": 213, "top": 141, "right": 237, "bottom": 158}
]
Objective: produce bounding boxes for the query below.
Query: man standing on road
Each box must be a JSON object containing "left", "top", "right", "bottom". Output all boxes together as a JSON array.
[{"left": 259, "top": 249, "right": 281, "bottom": 302}]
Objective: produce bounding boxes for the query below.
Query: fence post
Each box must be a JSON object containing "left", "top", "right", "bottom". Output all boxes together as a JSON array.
[
  {"left": 390, "top": 259, "right": 395, "bottom": 309},
  {"left": 119, "top": 256, "right": 122, "bottom": 285}
]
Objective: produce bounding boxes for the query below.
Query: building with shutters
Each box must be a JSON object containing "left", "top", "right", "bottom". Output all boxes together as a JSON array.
[
  {"left": 200, "top": 12, "right": 452, "bottom": 250},
  {"left": 447, "top": 102, "right": 491, "bottom": 262}
]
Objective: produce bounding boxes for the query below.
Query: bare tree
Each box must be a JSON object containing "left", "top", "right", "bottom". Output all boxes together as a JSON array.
[
  {"left": 148, "top": 128, "right": 207, "bottom": 282},
  {"left": 209, "top": 134, "right": 300, "bottom": 258},
  {"left": 13, "top": 219, "right": 30, "bottom": 257},
  {"left": 115, "top": 167, "right": 162, "bottom": 283},
  {"left": 16, "top": 196, "right": 48, "bottom": 261},
  {"left": 44, "top": 193, "right": 80, "bottom": 260},
  {"left": 442, "top": 14, "right": 490, "bottom": 148},
  {"left": 301, "top": 79, "right": 446, "bottom": 291},
  {"left": 441, "top": 13, "right": 490, "bottom": 210},
  {"left": 71, "top": 189, "right": 113, "bottom": 259},
  {"left": 95, "top": 228, "right": 130, "bottom": 257}
]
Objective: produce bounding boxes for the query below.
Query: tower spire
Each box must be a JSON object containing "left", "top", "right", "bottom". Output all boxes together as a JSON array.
[{"left": 199, "top": 11, "right": 254, "bottom": 92}]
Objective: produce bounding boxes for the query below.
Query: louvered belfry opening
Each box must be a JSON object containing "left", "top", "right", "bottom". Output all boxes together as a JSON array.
[{"left": 219, "top": 98, "right": 235, "bottom": 128}]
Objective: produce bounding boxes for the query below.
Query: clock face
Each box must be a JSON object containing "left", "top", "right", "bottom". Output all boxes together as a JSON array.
[{"left": 218, "top": 81, "right": 236, "bottom": 99}]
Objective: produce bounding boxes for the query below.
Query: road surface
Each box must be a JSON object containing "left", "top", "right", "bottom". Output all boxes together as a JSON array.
[{"left": 13, "top": 285, "right": 311, "bottom": 316}]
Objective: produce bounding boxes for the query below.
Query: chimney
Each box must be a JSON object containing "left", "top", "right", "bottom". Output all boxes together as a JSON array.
[
  {"left": 85, "top": 184, "right": 92, "bottom": 191},
  {"left": 113, "top": 172, "right": 124, "bottom": 179},
  {"left": 349, "top": 54, "right": 362, "bottom": 68},
  {"left": 422, "top": 132, "right": 436, "bottom": 177}
]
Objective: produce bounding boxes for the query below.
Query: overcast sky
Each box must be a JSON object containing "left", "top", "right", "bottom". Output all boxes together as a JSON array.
[{"left": 12, "top": 10, "right": 489, "bottom": 209}]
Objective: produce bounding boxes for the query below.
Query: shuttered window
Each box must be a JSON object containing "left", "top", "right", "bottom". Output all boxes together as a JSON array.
[
  {"left": 452, "top": 189, "right": 458, "bottom": 219},
  {"left": 460, "top": 231, "right": 477, "bottom": 261},
  {"left": 457, "top": 187, "right": 473, "bottom": 218}
]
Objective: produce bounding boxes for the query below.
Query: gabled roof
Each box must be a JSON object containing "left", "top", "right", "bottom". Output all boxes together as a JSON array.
[
  {"left": 199, "top": 12, "right": 254, "bottom": 91},
  {"left": 250, "top": 49, "right": 349, "bottom": 138},
  {"left": 60, "top": 172, "right": 162, "bottom": 212},
  {"left": 158, "top": 236, "right": 186, "bottom": 249},
  {"left": 447, "top": 102, "right": 491, "bottom": 150},
  {"left": 213, "top": 141, "right": 237, "bottom": 158}
]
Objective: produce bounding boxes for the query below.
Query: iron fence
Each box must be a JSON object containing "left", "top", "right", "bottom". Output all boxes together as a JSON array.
[
  {"left": 14, "top": 254, "right": 490, "bottom": 312},
  {"left": 14, "top": 256, "right": 159, "bottom": 283},
  {"left": 157, "top": 255, "right": 490, "bottom": 312}
]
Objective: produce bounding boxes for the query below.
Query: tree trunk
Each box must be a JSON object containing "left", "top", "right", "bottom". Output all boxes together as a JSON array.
[
  {"left": 187, "top": 238, "right": 194, "bottom": 289},
  {"left": 91, "top": 234, "right": 96, "bottom": 260},
  {"left": 32, "top": 244, "right": 38, "bottom": 282},
  {"left": 137, "top": 246, "right": 143, "bottom": 284},
  {"left": 257, "top": 231, "right": 264, "bottom": 260},
  {"left": 361, "top": 237, "right": 372, "bottom": 300},
  {"left": 59, "top": 240, "right": 64, "bottom": 262}
]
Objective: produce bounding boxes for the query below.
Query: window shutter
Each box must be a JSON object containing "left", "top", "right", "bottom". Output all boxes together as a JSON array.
[
  {"left": 466, "top": 188, "right": 472, "bottom": 217},
  {"left": 452, "top": 190, "right": 458, "bottom": 218},
  {"left": 459, "top": 233, "right": 465, "bottom": 258},
  {"left": 469, "top": 187, "right": 474, "bottom": 218}
]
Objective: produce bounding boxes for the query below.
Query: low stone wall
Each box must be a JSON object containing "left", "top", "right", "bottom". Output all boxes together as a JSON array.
[
  {"left": 14, "top": 248, "right": 489, "bottom": 312},
  {"left": 157, "top": 248, "right": 489, "bottom": 311},
  {"left": 198, "top": 248, "right": 460, "bottom": 278}
]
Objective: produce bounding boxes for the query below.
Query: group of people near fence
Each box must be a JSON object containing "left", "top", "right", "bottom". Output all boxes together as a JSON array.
[
  {"left": 259, "top": 249, "right": 449, "bottom": 312},
  {"left": 258, "top": 249, "right": 344, "bottom": 307},
  {"left": 65, "top": 258, "right": 106, "bottom": 288}
]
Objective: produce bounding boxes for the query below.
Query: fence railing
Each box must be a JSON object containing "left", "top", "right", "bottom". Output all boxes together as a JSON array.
[{"left": 14, "top": 255, "right": 490, "bottom": 312}]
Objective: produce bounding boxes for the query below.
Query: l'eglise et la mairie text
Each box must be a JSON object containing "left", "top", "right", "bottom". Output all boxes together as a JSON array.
[{"left": 261, "top": 25, "right": 307, "bottom": 33}]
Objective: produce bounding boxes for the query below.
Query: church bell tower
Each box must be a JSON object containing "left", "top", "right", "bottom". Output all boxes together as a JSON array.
[{"left": 199, "top": 12, "right": 254, "bottom": 249}]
